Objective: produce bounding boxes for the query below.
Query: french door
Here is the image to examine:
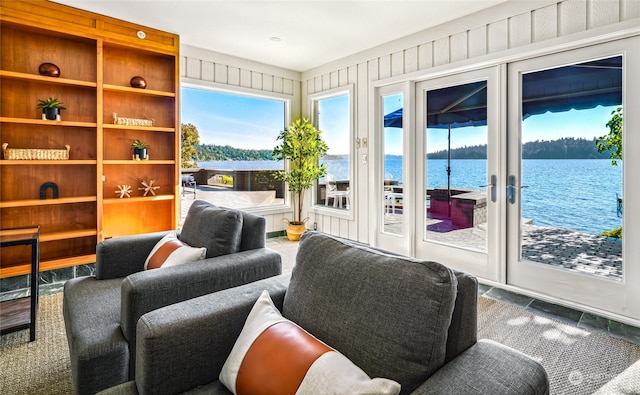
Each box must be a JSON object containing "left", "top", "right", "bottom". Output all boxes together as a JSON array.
[
  {"left": 506, "top": 37, "right": 640, "bottom": 320},
  {"left": 414, "top": 67, "right": 503, "bottom": 281}
]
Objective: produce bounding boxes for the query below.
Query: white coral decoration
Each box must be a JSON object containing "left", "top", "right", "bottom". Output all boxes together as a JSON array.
[
  {"left": 139, "top": 179, "right": 160, "bottom": 196},
  {"left": 116, "top": 184, "right": 132, "bottom": 198}
]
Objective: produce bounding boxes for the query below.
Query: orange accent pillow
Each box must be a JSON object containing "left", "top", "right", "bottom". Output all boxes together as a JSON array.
[
  {"left": 220, "top": 291, "right": 401, "bottom": 395},
  {"left": 144, "top": 232, "right": 206, "bottom": 270}
]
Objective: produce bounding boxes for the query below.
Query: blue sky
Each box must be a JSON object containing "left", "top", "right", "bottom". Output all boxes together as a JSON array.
[
  {"left": 181, "top": 87, "right": 285, "bottom": 150},
  {"left": 182, "top": 87, "right": 617, "bottom": 156}
]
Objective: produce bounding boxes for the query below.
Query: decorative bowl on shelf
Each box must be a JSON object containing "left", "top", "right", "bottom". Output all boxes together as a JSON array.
[
  {"left": 130, "top": 76, "right": 147, "bottom": 89},
  {"left": 38, "top": 62, "right": 61, "bottom": 77}
]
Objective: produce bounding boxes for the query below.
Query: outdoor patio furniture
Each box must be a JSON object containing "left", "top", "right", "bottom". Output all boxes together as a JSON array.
[
  {"left": 325, "top": 173, "right": 350, "bottom": 208},
  {"left": 181, "top": 175, "right": 196, "bottom": 198}
]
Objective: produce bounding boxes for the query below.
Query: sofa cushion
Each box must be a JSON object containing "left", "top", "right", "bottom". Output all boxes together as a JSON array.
[
  {"left": 180, "top": 200, "right": 243, "bottom": 258},
  {"left": 283, "top": 232, "right": 458, "bottom": 394},
  {"left": 144, "top": 231, "right": 206, "bottom": 270},
  {"left": 220, "top": 290, "right": 401, "bottom": 395}
]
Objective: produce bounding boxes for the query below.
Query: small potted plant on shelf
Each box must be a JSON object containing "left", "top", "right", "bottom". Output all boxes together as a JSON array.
[
  {"left": 131, "top": 139, "right": 150, "bottom": 160},
  {"left": 272, "top": 118, "right": 328, "bottom": 241},
  {"left": 37, "top": 97, "right": 66, "bottom": 121}
]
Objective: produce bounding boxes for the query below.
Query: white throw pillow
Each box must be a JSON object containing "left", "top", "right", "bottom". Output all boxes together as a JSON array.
[
  {"left": 220, "top": 290, "right": 401, "bottom": 395},
  {"left": 144, "top": 231, "right": 206, "bottom": 270}
]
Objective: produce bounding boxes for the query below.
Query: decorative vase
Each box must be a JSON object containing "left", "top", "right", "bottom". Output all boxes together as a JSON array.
[
  {"left": 134, "top": 147, "right": 148, "bottom": 160},
  {"left": 43, "top": 107, "right": 60, "bottom": 121},
  {"left": 286, "top": 223, "right": 306, "bottom": 241},
  {"left": 130, "top": 76, "right": 147, "bottom": 89},
  {"left": 38, "top": 62, "right": 60, "bottom": 77}
]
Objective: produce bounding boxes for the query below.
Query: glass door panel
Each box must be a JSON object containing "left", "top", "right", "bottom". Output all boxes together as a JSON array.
[
  {"left": 425, "top": 81, "right": 488, "bottom": 252},
  {"left": 516, "top": 56, "right": 622, "bottom": 278},
  {"left": 382, "top": 93, "right": 404, "bottom": 236}
]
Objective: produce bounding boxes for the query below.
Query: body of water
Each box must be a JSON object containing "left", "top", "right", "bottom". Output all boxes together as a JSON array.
[{"left": 198, "top": 158, "right": 622, "bottom": 235}]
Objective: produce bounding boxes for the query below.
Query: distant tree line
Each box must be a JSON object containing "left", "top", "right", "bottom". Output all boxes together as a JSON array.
[
  {"left": 195, "top": 144, "right": 274, "bottom": 161},
  {"left": 427, "top": 137, "right": 613, "bottom": 160},
  {"left": 191, "top": 137, "right": 613, "bottom": 162}
]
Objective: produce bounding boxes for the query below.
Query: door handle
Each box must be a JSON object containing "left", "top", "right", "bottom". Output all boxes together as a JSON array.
[
  {"left": 479, "top": 175, "right": 497, "bottom": 202},
  {"left": 507, "top": 175, "right": 528, "bottom": 204}
]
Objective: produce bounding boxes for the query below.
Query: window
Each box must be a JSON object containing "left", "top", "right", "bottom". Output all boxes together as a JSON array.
[
  {"left": 181, "top": 86, "right": 288, "bottom": 210},
  {"left": 310, "top": 88, "right": 353, "bottom": 211}
]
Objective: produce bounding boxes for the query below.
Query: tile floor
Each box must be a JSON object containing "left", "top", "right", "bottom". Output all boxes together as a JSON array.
[{"left": 478, "top": 284, "right": 640, "bottom": 345}]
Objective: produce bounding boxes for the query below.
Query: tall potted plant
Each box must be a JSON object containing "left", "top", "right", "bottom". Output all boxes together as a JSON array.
[{"left": 273, "top": 118, "right": 328, "bottom": 240}]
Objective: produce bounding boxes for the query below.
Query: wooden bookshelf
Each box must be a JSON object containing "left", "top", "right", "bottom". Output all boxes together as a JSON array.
[{"left": 0, "top": 0, "right": 180, "bottom": 276}]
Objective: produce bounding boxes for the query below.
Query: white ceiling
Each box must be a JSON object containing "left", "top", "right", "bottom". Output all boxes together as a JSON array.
[{"left": 54, "top": 0, "right": 508, "bottom": 72}]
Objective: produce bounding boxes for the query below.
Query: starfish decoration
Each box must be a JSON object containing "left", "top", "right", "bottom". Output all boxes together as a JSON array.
[
  {"left": 115, "top": 184, "right": 132, "bottom": 198},
  {"left": 138, "top": 179, "right": 160, "bottom": 196}
]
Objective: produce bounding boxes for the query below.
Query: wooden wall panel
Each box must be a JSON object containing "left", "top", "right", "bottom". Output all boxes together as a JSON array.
[
  {"left": 533, "top": 5, "right": 558, "bottom": 43},
  {"left": 622, "top": 0, "right": 640, "bottom": 20},
  {"left": 450, "top": 31, "right": 468, "bottom": 63},
  {"left": 588, "top": 0, "right": 620, "bottom": 28},
  {"left": 273, "top": 76, "right": 283, "bottom": 93},
  {"left": 250, "top": 71, "right": 262, "bottom": 90},
  {"left": 391, "top": 50, "right": 404, "bottom": 77},
  {"left": 418, "top": 43, "right": 433, "bottom": 70},
  {"left": 559, "top": 0, "right": 587, "bottom": 35},
  {"left": 283, "top": 79, "right": 294, "bottom": 95},
  {"left": 488, "top": 19, "right": 509, "bottom": 53},
  {"left": 378, "top": 54, "right": 392, "bottom": 79},
  {"left": 240, "top": 69, "right": 252, "bottom": 88},
  {"left": 215, "top": 64, "right": 228, "bottom": 84},
  {"left": 468, "top": 26, "right": 487, "bottom": 58},
  {"left": 228, "top": 67, "right": 240, "bottom": 86},
  {"left": 185, "top": 57, "right": 201, "bottom": 79},
  {"left": 509, "top": 13, "right": 532, "bottom": 48},
  {"left": 404, "top": 47, "right": 419, "bottom": 74},
  {"left": 201, "top": 61, "right": 214, "bottom": 81},
  {"left": 433, "top": 36, "right": 450, "bottom": 66},
  {"left": 262, "top": 74, "right": 274, "bottom": 92}
]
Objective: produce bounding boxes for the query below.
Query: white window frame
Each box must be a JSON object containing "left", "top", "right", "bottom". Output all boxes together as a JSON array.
[
  {"left": 180, "top": 80, "right": 293, "bottom": 216},
  {"left": 308, "top": 84, "right": 355, "bottom": 220}
]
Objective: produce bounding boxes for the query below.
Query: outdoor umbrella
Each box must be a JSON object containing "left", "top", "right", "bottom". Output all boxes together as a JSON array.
[{"left": 384, "top": 81, "right": 488, "bottom": 216}]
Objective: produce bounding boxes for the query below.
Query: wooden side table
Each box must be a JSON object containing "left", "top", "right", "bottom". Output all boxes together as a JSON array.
[{"left": 0, "top": 226, "right": 40, "bottom": 341}]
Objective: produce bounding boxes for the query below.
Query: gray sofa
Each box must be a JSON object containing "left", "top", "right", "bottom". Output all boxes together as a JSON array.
[
  {"left": 101, "top": 231, "right": 549, "bottom": 395},
  {"left": 63, "top": 201, "right": 282, "bottom": 394}
]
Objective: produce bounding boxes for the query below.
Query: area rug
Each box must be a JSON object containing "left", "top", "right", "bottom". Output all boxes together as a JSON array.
[
  {"left": 0, "top": 293, "right": 72, "bottom": 394},
  {"left": 2, "top": 293, "right": 639, "bottom": 394},
  {"left": 478, "top": 297, "right": 640, "bottom": 394}
]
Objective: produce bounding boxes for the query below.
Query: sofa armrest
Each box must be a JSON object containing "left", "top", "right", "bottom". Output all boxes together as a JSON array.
[
  {"left": 412, "top": 339, "right": 549, "bottom": 395},
  {"left": 120, "top": 247, "right": 282, "bottom": 345},
  {"left": 96, "top": 232, "right": 170, "bottom": 280},
  {"left": 134, "top": 274, "right": 291, "bottom": 395}
]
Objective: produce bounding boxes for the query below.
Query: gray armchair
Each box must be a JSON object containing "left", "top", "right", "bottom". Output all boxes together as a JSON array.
[
  {"left": 101, "top": 231, "right": 548, "bottom": 395},
  {"left": 63, "top": 201, "right": 282, "bottom": 394}
]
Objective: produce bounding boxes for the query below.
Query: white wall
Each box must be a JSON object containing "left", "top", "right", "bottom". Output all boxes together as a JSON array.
[{"left": 301, "top": 0, "right": 640, "bottom": 244}]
